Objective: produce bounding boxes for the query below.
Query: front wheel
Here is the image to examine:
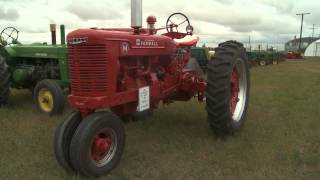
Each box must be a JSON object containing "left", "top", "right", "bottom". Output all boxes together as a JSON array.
[
  {"left": 259, "top": 60, "right": 267, "bottom": 66},
  {"left": 69, "top": 112, "right": 125, "bottom": 177},
  {"left": 33, "top": 79, "right": 65, "bottom": 115},
  {"left": 54, "top": 111, "right": 81, "bottom": 172},
  {"left": 206, "top": 41, "right": 250, "bottom": 135}
]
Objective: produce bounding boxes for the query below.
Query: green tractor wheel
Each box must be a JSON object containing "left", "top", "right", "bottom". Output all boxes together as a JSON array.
[
  {"left": 33, "top": 79, "right": 65, "bottom": 115},
  {"left": 259, "top": 60, "right": 267, "bottom": 66},
  {"left": 0, "top": 55, "right": 10, "bottom": 106}
]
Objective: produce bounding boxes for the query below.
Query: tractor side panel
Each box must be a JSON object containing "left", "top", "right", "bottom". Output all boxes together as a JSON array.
[{"left": 3, "top": 45, "right": 69, "bottom": 88}]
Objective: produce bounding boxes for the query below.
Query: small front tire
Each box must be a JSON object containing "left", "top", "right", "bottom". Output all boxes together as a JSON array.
[
  {"left": 54, "top": 111, "right": 81, "bottom": 172},
  {"left": 259, "top": 60, "right": 267, "bottom": 66},
  {"left": 70, "top": 112, "right": 125, "bottom": 177},
  {"left": 33, "top": 79, "right": 65, "bottom": 115}
]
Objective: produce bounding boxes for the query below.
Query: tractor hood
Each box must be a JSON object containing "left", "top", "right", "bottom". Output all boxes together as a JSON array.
[
  {"left": 1, "top": 45, "right": 67, "bottom": 59},
  {"left": 67, "top": 28, "right": 177, "bottom": 57}
]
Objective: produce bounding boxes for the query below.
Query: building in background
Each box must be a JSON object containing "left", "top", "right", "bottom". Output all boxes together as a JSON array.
[
  {"left": 304, "top": 39, "right": 320, "bottom": 57},
  {"left": 285, "top": 37, "right": 319, "bottom": 53}
]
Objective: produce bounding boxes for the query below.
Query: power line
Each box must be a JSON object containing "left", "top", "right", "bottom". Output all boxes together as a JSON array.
[{"left": 296, "top": 12, "right": 310, "bottom": 52}]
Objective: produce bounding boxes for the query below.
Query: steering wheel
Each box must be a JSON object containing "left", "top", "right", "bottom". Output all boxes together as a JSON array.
[
  {"left": 166, "top": 13, "right": 192, "bottom": 34},
  {"left": 0, "top": 27, "right": 19, "bottom": 46}
]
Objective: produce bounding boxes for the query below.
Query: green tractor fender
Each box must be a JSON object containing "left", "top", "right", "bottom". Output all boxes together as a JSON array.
[
  {"left": 0, "top": 45, "right": 9, "bottom": 59},
  {"left": 0, "top": 45, "right": 17, "bottom": 58}
]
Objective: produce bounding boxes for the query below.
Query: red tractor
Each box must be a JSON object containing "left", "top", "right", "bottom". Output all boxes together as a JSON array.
[
  {"left": 54, "top": 0, "right": 250, "bottom": 177},
  {"left": 283, "top": 51, "right": 303, "bottom": 59}
]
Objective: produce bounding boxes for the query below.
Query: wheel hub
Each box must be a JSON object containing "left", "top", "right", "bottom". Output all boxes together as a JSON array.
[
  {"left": 38, "top": 88, "right": 54, "bottom": 112},
  {"left": 91, "top": 133, "right": 113, "bottom": 162},
  {"left": 230, "top": 67, "right": 240, "bottom": 115},
  {"left": 229, "top": 58, "right": 248, "bottom": 122},
  {"left": 42, "top": 97, "right": 49, "bottom": 103}
]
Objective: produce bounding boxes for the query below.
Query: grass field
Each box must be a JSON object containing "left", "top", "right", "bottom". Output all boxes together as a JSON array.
[{"left": 0, "top": 59, "right": 320, "bottom": 180}]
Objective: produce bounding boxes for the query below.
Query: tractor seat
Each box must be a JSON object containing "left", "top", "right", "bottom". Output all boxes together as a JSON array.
[{"left": 174, "top": 35, "right": 200, "bottom": 47}]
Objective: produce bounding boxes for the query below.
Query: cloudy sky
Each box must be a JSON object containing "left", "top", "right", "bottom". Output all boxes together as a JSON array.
[{"left": 0, "top": 0, "right": 319, "bottom": 49}]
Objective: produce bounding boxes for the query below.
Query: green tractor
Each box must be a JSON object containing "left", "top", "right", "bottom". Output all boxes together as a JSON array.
[
  {"left": 267, "top": 51, "right": 281, "bottom": 65},
  {"left": 247, "top": 48, "right": 281, "bottom": 66},
  {"left": 190, "top": 46, "right": 215, "bottom": 73},
  {"left": 0, "top": 25, "right": 69, "bottom": 115}
]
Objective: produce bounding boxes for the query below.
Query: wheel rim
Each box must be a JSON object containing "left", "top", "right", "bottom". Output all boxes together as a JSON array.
[
  {"left": 90, "top": 128, "right": 117, "bottom": 167},
  {"left": 230, "top": 58, "right": 248, "bottom": 122},
  {"left": 260, "top": 61, "right": 266, "bottom": 66},
  {"left": 38, "top": 88, "right": 54, "bottom": 112}
]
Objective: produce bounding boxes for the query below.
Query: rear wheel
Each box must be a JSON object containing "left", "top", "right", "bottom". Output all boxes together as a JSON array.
[
  {"left": 70, "top": 112, "right": 125, "bottom": 177},
  {"left": 34, "top": 79, "right": 65, "bottom": 115},
  {"left": 0, "top": 55, "right": 10, "bottom": 106},
  {"left": 54, "top": 111, "right": 81, "bottom": 172},
  {"left": 206, "top": 41, "right": 250, "bottom": 135}
]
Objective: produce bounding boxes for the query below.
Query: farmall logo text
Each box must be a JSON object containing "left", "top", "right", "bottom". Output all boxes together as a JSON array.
[{"left": 136, "top": 39, "right": 159, "bottom": 46}]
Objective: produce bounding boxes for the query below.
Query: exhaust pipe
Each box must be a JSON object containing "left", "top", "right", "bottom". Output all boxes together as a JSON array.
[
  {"left": 50, "top": 24, "right": 56, "bottom": 45},
  {"left": 131, "top": 0, "right": 142, "bottom": 33}
]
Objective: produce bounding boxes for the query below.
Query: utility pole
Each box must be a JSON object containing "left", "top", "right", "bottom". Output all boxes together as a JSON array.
[
  {"left": 296, "top": 13, "right": 310, "bottom": 52},
  {"left": 248, "top": 36, "right": 251, "bottom": 51},
  {"left": 309, "top": 24, "right": 318, "bottom": 38}
]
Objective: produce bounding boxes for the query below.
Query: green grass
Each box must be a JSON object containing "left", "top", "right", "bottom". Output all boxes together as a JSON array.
[{"left": 0, "top": 59, "right": 320, "bottom": 179}]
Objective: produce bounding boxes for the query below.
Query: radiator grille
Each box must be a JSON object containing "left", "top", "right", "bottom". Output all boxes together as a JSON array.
[{"left": 68, "top": 45, "right": 108, "bottom": 96}]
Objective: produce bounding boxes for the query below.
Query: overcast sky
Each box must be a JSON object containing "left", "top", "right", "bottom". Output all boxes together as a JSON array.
[{"left": 0, "top": 0, "right": 319, "bottom": 49}]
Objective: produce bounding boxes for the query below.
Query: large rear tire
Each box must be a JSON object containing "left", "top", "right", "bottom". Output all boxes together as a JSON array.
[
  {"left": 206, "top": 41, "right": 250, "bottom": 135},
  {"left": 0, "top": 55, "right": 10, "bottom": 106},
  {"left": 70, "top": 112, "right": 125, "bottom": 177}
]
